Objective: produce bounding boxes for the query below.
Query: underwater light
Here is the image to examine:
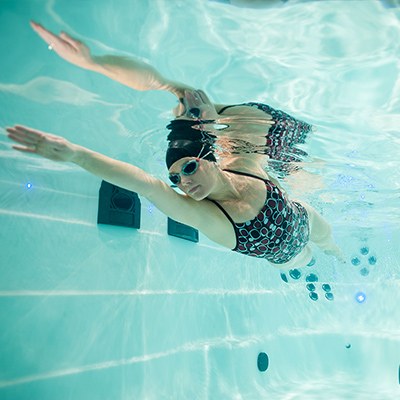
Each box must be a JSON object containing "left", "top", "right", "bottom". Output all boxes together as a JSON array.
[
  {"left": 355, "top": 292, "right": 366, "bottom": 303},
  {"left": 26, "top": 183, "right": 33, "bottom": 189}
]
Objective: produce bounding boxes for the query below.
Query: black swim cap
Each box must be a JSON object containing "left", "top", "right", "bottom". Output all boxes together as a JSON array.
[
  {"left": 166, "top": 119, "right": 216, "bottom": 169},
  {"left": 166, "top": 139, "right": 216, "bottom": 170},
  {"left": 166, "top": 119, "right": 216, "bottom": 142}
]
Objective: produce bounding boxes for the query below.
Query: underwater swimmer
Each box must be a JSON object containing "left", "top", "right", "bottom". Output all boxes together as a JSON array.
[{"left": 6, "top": 22, "right": 344, "bottom": 269}]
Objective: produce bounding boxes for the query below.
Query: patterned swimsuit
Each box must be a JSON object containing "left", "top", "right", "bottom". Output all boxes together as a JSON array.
[
  {"left": 218, "top": 102, "right": 313, "bottom": 176},
  {"left": 210, "top": 170, "right": 310, "bottom": 264}
]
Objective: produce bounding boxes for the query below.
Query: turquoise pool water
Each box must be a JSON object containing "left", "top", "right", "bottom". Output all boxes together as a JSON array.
[{"left": 1, "top": 0, "right": 400, "bottom": 399}]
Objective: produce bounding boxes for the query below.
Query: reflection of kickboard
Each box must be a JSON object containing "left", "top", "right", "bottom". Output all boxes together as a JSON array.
[{"left": 279, "top": 257, "right": 334, "bottom": 301}]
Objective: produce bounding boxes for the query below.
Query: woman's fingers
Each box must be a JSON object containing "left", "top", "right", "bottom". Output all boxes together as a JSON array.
[
  {"left": 12, "top": 125, "right": 44, "bottom": 140},
  {"left": 7, "top": 132, "right": 33, "bottom": 146},
  {"left": 14, "top": 124, "right": 43, "bottom": 135},
  {"left": 6, "top": 125, "right": 43, "bottom": 146},
  {"left": 30, "top": 21, "right": 77, "bottom": 56},
  {"left": 196, "top": 90, "right": 209, "bottom": 104},
  {"left": 59, "top": 31, "right": 80, "bottom": 50},
  {"left": 11, "top": 145, "right": 37, "bottom": 154},
  {"left": 184, "top": 90, "right": 197, "bottom": 106},
  {"left": 6, "top": 127, "right": 37, "bottom": 153},
  {"left": 30, "top": 21, "right": 61, "bottom": 46},
  {"left": 30, "top": 21, "right": 93, "bottom": 69},
  {"left": 7, "top": 125, "right": 75, "bottom": 162}
]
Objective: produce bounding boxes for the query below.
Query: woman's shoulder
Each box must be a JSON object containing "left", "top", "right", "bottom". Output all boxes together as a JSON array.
[
  {"left": 220, "top": 156, "right": 269, "bottom": 179},
  {"left": 220, "top": 156, "right": 286, "bottom": 193}
]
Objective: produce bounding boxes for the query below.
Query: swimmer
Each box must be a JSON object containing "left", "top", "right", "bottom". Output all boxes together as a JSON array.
[{"left": 6, "top": 21, "right": 344, "bottom": 269}]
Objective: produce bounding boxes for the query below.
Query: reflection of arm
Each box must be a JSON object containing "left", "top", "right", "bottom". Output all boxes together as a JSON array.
[
  {"left": 30, "top": 21, "right": 195, "bottom": 98},
  {"left": 90, "top": 55, "right": 195, "bottom": 97}
]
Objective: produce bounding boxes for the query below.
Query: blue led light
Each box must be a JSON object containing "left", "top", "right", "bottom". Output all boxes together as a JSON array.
[
  {"left": 355, "top": 292, "right": 366, "bottom": 303},
  {"left": 26, "top": 183, "right": 33, "bottom": 189}
]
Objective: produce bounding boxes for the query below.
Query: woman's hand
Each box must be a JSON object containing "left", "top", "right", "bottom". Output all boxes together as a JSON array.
[
  {"left": 30, "top": 21, "right": 95, "bottom": 70},
  {"left": 181, "top": 90, "right": 220, "bottom": 120},
  {"left": 6, "top": 125, "right": 78, "bottom": 162}
]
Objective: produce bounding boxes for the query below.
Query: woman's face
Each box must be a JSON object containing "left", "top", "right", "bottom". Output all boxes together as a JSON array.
[{"left": 168, "top": 157, "right": 216, "bottom": 200}]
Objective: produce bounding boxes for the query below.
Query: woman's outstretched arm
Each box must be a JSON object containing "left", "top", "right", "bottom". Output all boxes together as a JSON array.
[
  {"left": 6, "top": 125, "right": 232, "bottom": 244},
  {"left": 30, "top": 21, "right": 195, "bottom": 98}
]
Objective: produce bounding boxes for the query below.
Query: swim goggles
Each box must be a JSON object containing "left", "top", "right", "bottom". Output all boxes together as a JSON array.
[{"left": 169, "top": 144, "right": 213, "bottom": 185}]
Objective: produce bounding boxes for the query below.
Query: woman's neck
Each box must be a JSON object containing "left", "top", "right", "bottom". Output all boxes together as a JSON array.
[{"left": 206, "top": 168, "right": 241, "bottom": 202}]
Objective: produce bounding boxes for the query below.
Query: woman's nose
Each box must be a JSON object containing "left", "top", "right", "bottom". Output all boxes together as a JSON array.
[{"left": 180, "top": 175, "right": 192, "bottom": 185}]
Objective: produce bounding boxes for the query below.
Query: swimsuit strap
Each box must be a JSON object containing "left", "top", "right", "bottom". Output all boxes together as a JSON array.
[
  {"left": 209, "top": 169, "right": 270, "bottom": 251},
  {"left": 223, "top": 169, "right": 269, "bottom": 183},
  {"left": 209, "top": 199, "right": 236, "bottom": 227},
  {"left": 209, "top": 199, "right": 239, "bottom": 251}
]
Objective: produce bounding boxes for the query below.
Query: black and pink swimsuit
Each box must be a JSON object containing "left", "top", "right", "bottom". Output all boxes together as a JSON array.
[
  {"left": 218, "top": 102, "right": 312, "bottom": 147},
  {"left": 218, "top": 102, "right": 313, "bottom": 176},
  {"left": 210, "top": 170, "right": 310, "bottom": 264}
]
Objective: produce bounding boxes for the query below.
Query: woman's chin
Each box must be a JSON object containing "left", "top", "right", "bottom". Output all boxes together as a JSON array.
[{"left": 189, "top": 187, "right": 208, "bottom": 201}]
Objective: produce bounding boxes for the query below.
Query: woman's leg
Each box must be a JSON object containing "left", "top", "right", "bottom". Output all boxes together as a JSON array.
[
  {"left": 270, "top": 244, "right": 313, "bottom": 270},
  {"left": 298, "top": 201, "right": 344, "bottom": 262}
]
